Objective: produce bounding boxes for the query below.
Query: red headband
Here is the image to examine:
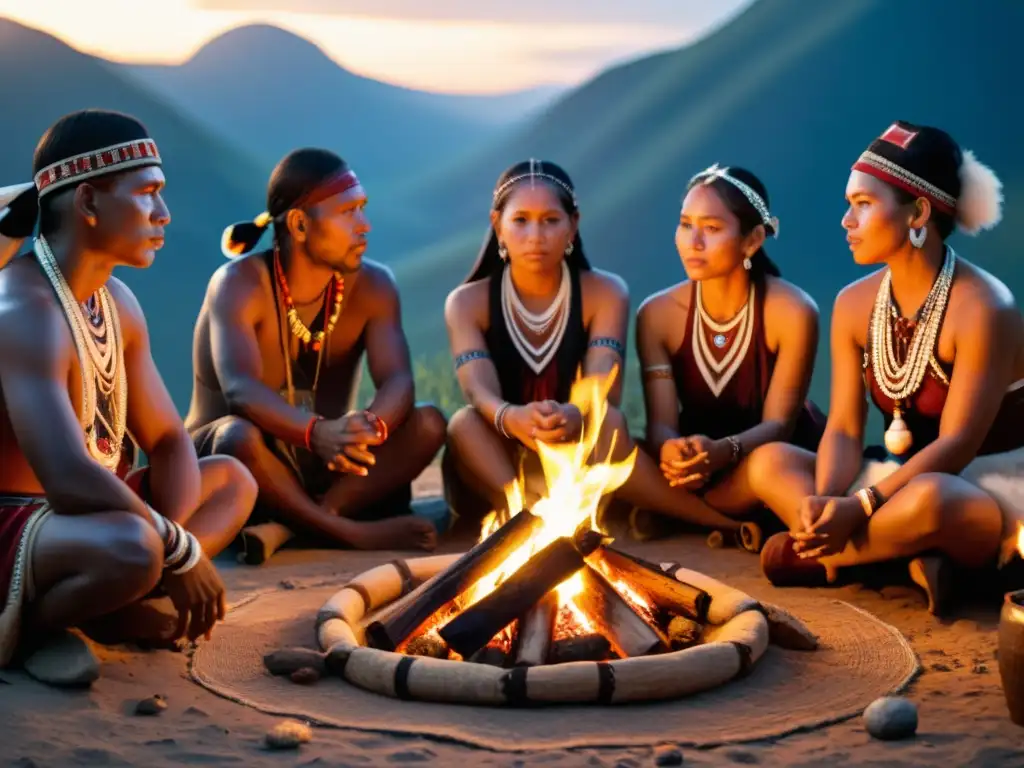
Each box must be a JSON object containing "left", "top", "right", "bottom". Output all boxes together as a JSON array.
[
  {"left": 34, "top": 139, "right": 161, "bottom": 198},
  {"left": 291, "top": 169, "right": 361, "bottom": 210}
]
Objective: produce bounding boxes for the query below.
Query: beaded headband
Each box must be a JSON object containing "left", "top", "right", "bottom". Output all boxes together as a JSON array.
[
  {"left": 493, "top": 158, "right": 578, "bottom": 207},
  {"left": 33, "top": 138, "right": 162, "bottom": 198},
  {"left": 689, "top": 164, "right": 779, "bottom": 237}
]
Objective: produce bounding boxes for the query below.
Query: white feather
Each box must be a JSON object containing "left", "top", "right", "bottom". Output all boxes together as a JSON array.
[{"left": 956, "top": 150, "right": 1003, "bottom": 235}]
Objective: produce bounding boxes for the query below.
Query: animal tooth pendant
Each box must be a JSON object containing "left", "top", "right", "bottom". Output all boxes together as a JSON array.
[{"left": 884, "top": 406, "right": 913, "bottom": 456}]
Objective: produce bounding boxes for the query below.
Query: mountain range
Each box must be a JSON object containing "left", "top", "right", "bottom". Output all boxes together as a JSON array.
[{"left": 1, "top": 0, "right": 1020, "bottom": 415}]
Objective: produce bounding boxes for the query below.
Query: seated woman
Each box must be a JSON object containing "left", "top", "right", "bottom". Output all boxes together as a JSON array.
[
  {"left": 750, "top": 121, "right": 1024, "bottom": 614},
  {"left": 635, "top": 165, "right": 825, "bottom": 545},
  {"left": 443, "top": 160, "right": 739, "bottom": 534}
]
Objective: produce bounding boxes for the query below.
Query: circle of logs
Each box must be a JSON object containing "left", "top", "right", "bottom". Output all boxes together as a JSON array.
[{"left": 315, "top": 554, "right": 800, "bottom": 706}]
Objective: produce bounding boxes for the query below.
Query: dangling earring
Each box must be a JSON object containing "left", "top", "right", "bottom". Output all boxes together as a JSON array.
[
  {"left": 909, "top": 226, "right": 927, "bottom": 248},
  {"left": 743, "top": 256, "right": 752, "bottom": 271},
  {"left": 564, "top": 242, "right": 574, "bottom": 257},
  {"left": 498, "top": 243, "right": 508, "bottom": 261}
]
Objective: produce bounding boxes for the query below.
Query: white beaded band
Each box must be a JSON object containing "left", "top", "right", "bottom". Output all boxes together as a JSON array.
[{"left": 855, "top": 488, "right": 876, "bottom": 518}]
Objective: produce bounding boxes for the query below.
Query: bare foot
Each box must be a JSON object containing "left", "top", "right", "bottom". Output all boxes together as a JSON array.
[
  {"left": 348, "top": 515, "right": 438, "bottom": 551},
  {"left": 21, "top": 629, "right": 100, "bottom": 688},
  {"left": 909, "top": 555, "right": 951, "bottom": 616}
]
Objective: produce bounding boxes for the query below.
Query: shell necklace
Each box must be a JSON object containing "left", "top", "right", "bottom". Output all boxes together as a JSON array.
[
  {"left": 35, "top": 236, "right": 127, "bottom": 472},
  {"left": 693, "top": 281, "right": 755, "bottom": 398},
  {"left": 869, "top": 245, "right": 956, "bottom": 456},
  {"left": 501, "top": 261, "right": 571, "bottom": 375}
]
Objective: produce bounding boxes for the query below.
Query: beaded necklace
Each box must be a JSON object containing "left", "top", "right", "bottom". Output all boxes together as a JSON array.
[{"left": 273, "top": 246, "right": 344, "bottom": 352}]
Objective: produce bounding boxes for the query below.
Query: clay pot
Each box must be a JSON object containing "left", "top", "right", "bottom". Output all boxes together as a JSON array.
[{"left": 998, "top": 589, "right": 1024, "bottom": 726}]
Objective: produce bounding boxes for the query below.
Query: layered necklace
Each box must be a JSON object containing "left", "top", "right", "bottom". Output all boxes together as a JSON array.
[
  {"left": 273, "top": 247, "right": 344, "bottom": 353},
  {"left": 34, "top": 236, "right": 127, "bottom": 472},
  {"left": 869, "top": 245, "right": 956, "bottom": 456},
  {"left": 692, "top": 281, "right": 755, "bottom": 398},
  {"left": 501, "top": 261, "right": 571, "bottom": 375}
]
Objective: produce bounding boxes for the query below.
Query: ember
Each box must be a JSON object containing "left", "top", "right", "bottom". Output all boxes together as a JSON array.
[{"left": 366, "top": 367, "right": 713, "bottom": 666}]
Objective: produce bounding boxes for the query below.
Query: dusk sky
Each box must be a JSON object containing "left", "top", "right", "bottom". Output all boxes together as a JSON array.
[{"left": 0, "top": 0, "right": 754, "bottom": 92}]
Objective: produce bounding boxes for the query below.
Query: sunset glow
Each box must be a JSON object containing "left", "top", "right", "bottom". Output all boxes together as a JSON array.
[{"left": 0, "top": 0, "right": 749, "bottom": 93}]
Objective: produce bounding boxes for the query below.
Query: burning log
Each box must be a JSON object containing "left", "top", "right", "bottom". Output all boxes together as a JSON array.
[
  {"left": 469, "top": 644, "right": 510, "bottom": 667},
  {"left": 405, "top": 633, "right": 449, "bottom": 660},
  {"left": 439, "top": 530, "right": 604, "bottom": 659},
  {"left": 667, "top": 615, "right": 703, "bottom": 650},
  {"left": 514, "top": 592, "right": 558, "bottom": 667},
  {"left": 590, "top": 545, "right": 711, "bottom": 623},
  {"left": 365, "top": 510, "right": 544, "bottom": 651},
  {"left": 576, "top": 565, "right": 668, "bottom": 658},
  {"left": 549, "top": 633, "right": 611, "bottom": 664}
]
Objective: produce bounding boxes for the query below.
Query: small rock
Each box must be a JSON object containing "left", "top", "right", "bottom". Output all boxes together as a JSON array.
[
  {"left": 654, "top": 745, "right": 684, "bottom": 766},
  {"left": 930, "top": 663, "right": 951, "bottom": 672},
  {"left": 290, "top": 667, "right": 321, "bottom": 685},
  {"left": 667, "top": 617, "right": 702, "bottom": 651},
  {"left": 265, "top": 719, "right": 312, "bottom": 750},
  {"left": 264, "top": 647, "right": 327, "bottom": 676},
  {"left": 863, "top": 696, "right": 918, "bottom": 741},
  {"left": 973, "top": 664, "right": 989, "bottom": 674},
  {"left": 135, "top": 694, "right": 168, "bottom": 716}
]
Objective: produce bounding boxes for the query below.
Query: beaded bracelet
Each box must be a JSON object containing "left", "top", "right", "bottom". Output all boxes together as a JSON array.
[
  {"left": 147, "top": 505, "right": 202, "bottom": 573},
  {"left": 494, "top": 402, "right": 512, "bottom": 439},
  {"left": 304, "top": 415, "right": 322, "bottom": 451}
]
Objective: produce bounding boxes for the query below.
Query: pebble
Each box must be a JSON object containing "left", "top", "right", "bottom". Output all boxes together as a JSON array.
[
  {"left": 264, "top": 647, "right": 327, "bottom": 676},
  {"left": 654, "top": 746, "right": 684, "bottom": 766},
  {"left": 265, "top": 719, "right": 312, "bottom": 750},
  {"left": 134, "top": 694, "right": 168, "bottom": 716},
  {"left": 290, "top": 667, "right": 321, "bottom": 685},
  {"left": 863, "top": 696, "right": 918, "bottom": 740}
]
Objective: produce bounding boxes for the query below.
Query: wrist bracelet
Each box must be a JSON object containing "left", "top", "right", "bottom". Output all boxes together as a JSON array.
[
  {"left": 855, "top": 488, "right": 880, "bottom": 518},
  {"left": 725, "top": 436, "right": 742, "bottom": 466},
  {"left": 171, "top": 532, "right": 203, "bottom": 575},
  {"left": 494, "top": 402, "right": 512, "bottom": 439},
  {"left": 147, "top": 505, "right": 192, "bottom": 569},
  {"left": 304, "top": 415, "right": 322, "bottom": 451}
]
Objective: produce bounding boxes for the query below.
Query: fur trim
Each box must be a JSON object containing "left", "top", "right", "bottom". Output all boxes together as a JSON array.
[{"left": 956, "top": 150, "right": 1003, "bottom": 235}]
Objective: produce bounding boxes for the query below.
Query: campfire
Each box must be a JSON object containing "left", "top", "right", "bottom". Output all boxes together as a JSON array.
[{"left": 364, "top": 369, "right": 712, "bottom": 667}]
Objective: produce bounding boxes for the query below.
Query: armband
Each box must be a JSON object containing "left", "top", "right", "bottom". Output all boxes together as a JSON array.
[{"left": 454, "top": 350, "right": 490, "bottom": 370}]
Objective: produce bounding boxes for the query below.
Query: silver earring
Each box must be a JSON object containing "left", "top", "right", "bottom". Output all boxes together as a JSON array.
[
  {"left": 909, "top": 226, "right": 927, "bottom": 248},
  {"left": 498, "top": 243, "right": 508, "bottom": 260},
  {"left": 743, "top": 257, "right": 752, "bottom": 271},
  {"left": 565, "top": 242, "right": 574, "bottom": 256}
]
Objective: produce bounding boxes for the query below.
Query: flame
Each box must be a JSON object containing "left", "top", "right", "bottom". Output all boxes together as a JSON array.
[
  {"left": 457, "top": 366, "right": 637, "bottom": 614},
  {"left": 1017, "top": 523, "right": 1024, "bottom": 559}
]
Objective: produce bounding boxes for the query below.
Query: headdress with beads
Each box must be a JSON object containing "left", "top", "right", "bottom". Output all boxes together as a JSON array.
[{"left": 688, "top": 163, "right": 780, "bottom": 238}]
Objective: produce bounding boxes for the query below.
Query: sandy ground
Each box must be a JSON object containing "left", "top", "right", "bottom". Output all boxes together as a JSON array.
[{"left": 3, "top": 467, "right": 1024, "bottom": 767}]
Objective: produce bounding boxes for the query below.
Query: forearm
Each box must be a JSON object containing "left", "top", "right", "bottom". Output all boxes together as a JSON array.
[
  {"left": 872, "top": 437, "right": 973, "bottom": 502},
  {"left": 45, "top": 460, "right": 153, "bottom": 520},
  {"left": 224, "top": 378, "right": 316, "bottom": 446},
  {"left": 646, "top": 420, "right": 681, "bottom": 455},
  {"left": 462, "top": 377, "right": 509, "bottom": 426},
  {"left": 726, "top": 419, "right": 791, "bottom": 457},
  {"left": 146, "top": 432, "right": 203, "bottom": 524},
  {"left": 364, "top": 373, "right": 414, "bottom": 432},
  {"left": 814, "top": 428, "right": 864, "bottom": 496}
]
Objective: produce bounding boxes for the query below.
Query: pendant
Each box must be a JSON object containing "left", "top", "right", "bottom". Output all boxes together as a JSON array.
[
  {"left": 713, "top": 333, "right": 727, "bottom": 348},
  {"left": 884, "top": 406, "right": 913, "bottom": 456}
]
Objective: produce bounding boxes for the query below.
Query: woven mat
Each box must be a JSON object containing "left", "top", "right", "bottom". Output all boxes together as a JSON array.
[{"left": 190, "top": 555, "right": 920, "bottom": 750}]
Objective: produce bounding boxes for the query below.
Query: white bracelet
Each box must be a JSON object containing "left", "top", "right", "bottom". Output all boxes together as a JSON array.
[
  {"left": 171, "top": 532, "right": 203, "bottom": 575},
  {"left": 855, "top": 488, "right": 876, "bottom": 518}
]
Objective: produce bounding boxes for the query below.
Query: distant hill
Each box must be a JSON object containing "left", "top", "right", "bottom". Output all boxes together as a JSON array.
[
  {"left": 125, "top": 25, "right": 562, "bottom": 188},
  {"left": 0, "top": 18, "right": 265, "bottom": 408},
  {"left": 378, "top": 0, "right": 1024, "bottom": 408}
]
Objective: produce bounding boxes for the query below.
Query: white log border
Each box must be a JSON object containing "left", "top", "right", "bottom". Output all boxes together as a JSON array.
[{"left": 315, "top": 554, "right": 798, "bottom": 706}]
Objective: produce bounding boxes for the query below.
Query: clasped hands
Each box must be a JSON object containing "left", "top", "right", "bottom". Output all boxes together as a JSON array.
[
  {"left": 789, "top": 494, "right": 868, "bottom": 559},
  {"left": 659, "top": 434, "right": 731, "bottom": 490},
  {"left": 309, "top": 410, "right": 388, "bottom": 476},
  {"left": 503, "top": 400, "right": 583, "bottom": 447}
]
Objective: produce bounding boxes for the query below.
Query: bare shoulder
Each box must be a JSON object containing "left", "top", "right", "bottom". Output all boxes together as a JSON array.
[
  {"left": 207, "top": 251, "right": 269, "bottom": 299},
  {"left": 763, "top": 276, "right": 819, "bottom": 322},
  {"left": 444, "top": 278, "right": 489, "bottom": 327},
  {"left": 0, "top": 259, "right": 71, "bottom": 362},
  {"left": 952, "top": 257, "right": 1019, "bottom": 313},
  {"left": 833, "top": 269, "right": 884, "bottom": 317},
  {"left": 637, "top": 281, "right": 688, "bottom": 323},
  {"left": 581, "top": 268, "right": 629, "bottom": 305},
  {"left": 353, "top": 259, "right": 400, "bottom": 301}
]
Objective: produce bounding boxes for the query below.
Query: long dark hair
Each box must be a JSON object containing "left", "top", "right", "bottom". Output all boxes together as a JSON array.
[
  {"left": 223, "top": 148, "right": 349, "bottom": 256},
  {"left": 686, "top": 166, "right": 781, "bottom": 281},
  {"left": 462, "top": 159, "right": 591, "bottom": 284}
]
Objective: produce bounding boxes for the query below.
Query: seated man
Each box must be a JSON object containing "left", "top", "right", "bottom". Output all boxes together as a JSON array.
[
  {"left": 0, "top": 109, "right": 257, "bottom": 687},
  {"left": 185, "top": 148, "right": 446, "bottom": 563}
]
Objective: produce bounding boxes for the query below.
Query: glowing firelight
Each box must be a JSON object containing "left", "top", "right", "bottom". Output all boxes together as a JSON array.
[
  {"left": 1017, "top": 523, "right": 1024, "bottom": 559},
  {"left": 459, "top": 366, "right": 637, "bottom": 614}
]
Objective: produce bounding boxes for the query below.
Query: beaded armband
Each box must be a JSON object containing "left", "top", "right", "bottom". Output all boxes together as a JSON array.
[
  {"left": 643, "top": 364, "right": 673, "bottom": 381},
  {"left": 588, "top": 337, "right": 625, "bottom": 358},
  {"left": 454, "top": 349, "right": 490, "bottom": 370}
]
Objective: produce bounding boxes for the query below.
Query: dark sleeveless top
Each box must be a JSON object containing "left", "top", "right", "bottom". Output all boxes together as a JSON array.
[
  {"left": 864, "top": 314, "right": 1024, "bottom": 458},
  {"left": 671, "top": 280, "right": 825, "bottom": 450},
  {"left": 484, "top": 265, "right": 587, "bottom": 405}
]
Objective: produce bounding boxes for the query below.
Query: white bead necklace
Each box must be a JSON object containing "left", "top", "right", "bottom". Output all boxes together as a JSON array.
[
  {"left": 501, "top": 261, "right": 571, "bottom": 375},
  {"left": 693, "top": 281, "right": 755, "bottom": 398}
]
